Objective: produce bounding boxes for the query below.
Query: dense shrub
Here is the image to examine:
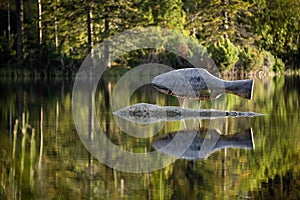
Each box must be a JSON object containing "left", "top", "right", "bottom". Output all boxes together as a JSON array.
[
  {"left": 260, "top": 50, "right": 285, "bottom": 73},
  {"left": 262, "top": 50, "right": 275, "bottom": 71},
  {"left": 238, "top": 45, "right": 264, "bottom": 71},
  {"left": 273, "top": 57, "right": 285, "bottom": 72},
  {"left": 208, "top": 37, "right": 239, "bottom": 71}
]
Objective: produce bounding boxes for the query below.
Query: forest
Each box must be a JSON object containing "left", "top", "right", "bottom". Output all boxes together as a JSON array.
[{"left": 0, "top": 0, "right": 300, "bottom": 77}]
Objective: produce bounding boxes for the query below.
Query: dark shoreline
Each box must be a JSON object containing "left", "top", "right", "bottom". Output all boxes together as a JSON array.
[{"left": 2, "top": 67, "right": 300, "bottom": 81}]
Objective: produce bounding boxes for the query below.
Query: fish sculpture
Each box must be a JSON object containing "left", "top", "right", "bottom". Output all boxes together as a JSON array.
[
  {"left": 151, "top": 68, "right": 254, "bottom": 100},
  {"left": 112, "top": 103, "right": 264, "bottom": 124},
  {"left": 152, "top": 128, "right": 254, "bottom": 160}
]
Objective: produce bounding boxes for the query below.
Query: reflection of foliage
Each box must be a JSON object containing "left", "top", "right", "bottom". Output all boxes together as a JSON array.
[
  {"left": 249, "top": 171, "right": 300, "bottom": 199},
  {"left": 1, "top": 74, "right": 300, "bottom": 199}
]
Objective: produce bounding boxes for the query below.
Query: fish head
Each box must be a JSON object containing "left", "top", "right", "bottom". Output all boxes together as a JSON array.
[
  {"left": 151, "top": 71, "right": 177, "bottom": 95},
  {"left": 151, "top": 69, "right": 199, "bottom": 98}
]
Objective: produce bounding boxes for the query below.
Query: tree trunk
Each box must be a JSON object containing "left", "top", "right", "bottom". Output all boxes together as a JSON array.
[
  {"left": 7, "top": 2, "right": 11, "bottom": 49},
  {"left": 38, "top": 0, "right": 42, "bottom": 44},
  {"left": 223, "top": 0, "right": 229, "bottom": 38},
  {"left": 86, "top": 1, "right": 93, "bottom": 54},
  {"left": 15, "top": 0, "right": 24, "bottom": 66},
  {"left": 104, "top": 6, "right": 111, "bottom": 68},
  {"left": 54, "top": 0, "right": 59, "bottom": 48}
]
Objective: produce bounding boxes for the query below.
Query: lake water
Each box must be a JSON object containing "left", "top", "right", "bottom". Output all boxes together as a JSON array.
[{"left": 1, "top": 71, "right": 300, "bottom": 199}]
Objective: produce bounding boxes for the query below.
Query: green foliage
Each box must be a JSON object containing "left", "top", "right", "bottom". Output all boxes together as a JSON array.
[
  {"left": 0, "top": 35, "right": 15, "bottom": 68},
  {"left": 250, "top": 0, "right": 300, "bottom": 61},
  {"left": 163, "top": 0, "right": 185, "bottom": 30},
  {"left": 261, "top": 50, "right": 275, "bottom": 71},
  {"left": 238, "top": 45, "right": 264, "bottom": 71},
  {"left": 184, "top": 0, "right": 252, "bottom": 44},
  {"left": 208, "top": 37, "right": 239, "bottom": 71},
  {"left": 273, "top": 57, "right": 285, "bottom": 73}
]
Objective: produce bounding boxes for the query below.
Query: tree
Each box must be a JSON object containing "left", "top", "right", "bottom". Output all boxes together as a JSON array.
[
  {"left": 15, "top": 0, "right": 24, "bottom": 66},
  {"left": 183, "top": 0, "right": 252, "bottom": 45},
  {"left": 250, "top": 0, "right": 300, "bottom": 67},
  {"left": 1, "top": 0, "right": 300, "bottom": 71}
]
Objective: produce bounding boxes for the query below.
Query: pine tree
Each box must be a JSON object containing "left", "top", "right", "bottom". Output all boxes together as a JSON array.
[{"left": 184, "top": 0, "right": 252, "bottom": 45}]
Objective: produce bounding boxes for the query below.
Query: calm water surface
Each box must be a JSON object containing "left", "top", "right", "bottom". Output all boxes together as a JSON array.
[{"left": 1, "top": 72, "right": 300, "bottom": 199}]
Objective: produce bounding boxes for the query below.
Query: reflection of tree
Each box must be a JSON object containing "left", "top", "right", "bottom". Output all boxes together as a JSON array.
[
  {"left": 222, "top": 77, "right": 300, "bottom": 195},
  {"left": 1, "top": 75, "right": 300, "bottom": 199},
  {"left": 249, "top": 170, "right": 300, "bottom": 199}
]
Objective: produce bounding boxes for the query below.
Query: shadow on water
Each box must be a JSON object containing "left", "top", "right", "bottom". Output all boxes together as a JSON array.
[{"left": 0, "top": 75, "right": 300, "bottom": 199}]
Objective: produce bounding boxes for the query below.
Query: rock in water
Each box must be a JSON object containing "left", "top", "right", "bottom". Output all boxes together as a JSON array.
[
  {"left": 151, "top": 68, "right": 254, "bottom": 100},
  {"left": 112, "top": 103, "right": 265, "bottom": 124}
]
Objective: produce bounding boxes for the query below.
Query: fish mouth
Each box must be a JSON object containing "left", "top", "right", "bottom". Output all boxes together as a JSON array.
[{"left": 151, "top": 83, "right": 173, "bottom": 95}]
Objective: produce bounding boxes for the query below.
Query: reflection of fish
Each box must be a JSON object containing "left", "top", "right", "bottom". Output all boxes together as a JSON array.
[
  {"left": 152, "top": 128, "right": 254, "bottom": 160},
  {"left": 113, "top": 103, "right": 264, "bottom": 124},
  {"left": 151, "top": 68, "right": 254, "bottom": 100}
]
